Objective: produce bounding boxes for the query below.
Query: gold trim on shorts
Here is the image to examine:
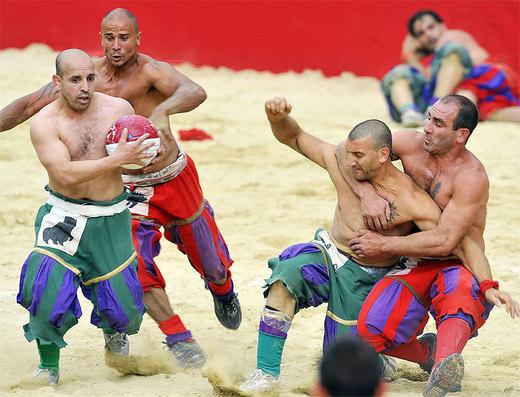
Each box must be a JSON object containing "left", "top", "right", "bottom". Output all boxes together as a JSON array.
[
  {"left": 83, "top": 252, "right": 137, "bottom": 286},
  {"left": 166, "top": 199, "right": 206, "bottom": 227},
  {"left": 131, "top": 215, "right": 163, "bottom": 227},
  {"left": 32, "top": 248, "right": 137, "bottom": 286},
  {"left": 326, "top": 310, "right": 358, "bottom": 326},
  {"left": 33, "top": 248, "right": 81, "bottom": 275}
]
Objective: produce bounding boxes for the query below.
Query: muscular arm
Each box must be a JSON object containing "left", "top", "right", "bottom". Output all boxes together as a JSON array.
[
  {"left": 0, "top": 82, "right": 59, "bottom": 132},
  {"left": 142, "top": 61, "right": 206, "bottom": 172},
  {"left": 265, "top": 97, "right": 335, "bottom": 169},
  {"left": 335, "top": 129, "right": 421, "bottom": 230},
  {"left": 352, "top": 178, "right": 493, "bottom": 283},
  {"left": 31, "top": 105, "right": 150, "bottom": 186},
  {"left": 379, "top": 168, "right": 489, "bottom": 257},
  {"left": 408, "top": 188, "right": 492, "bottom": 282},
  {"left": 146, "top": 61, "right": 206, "bottom": 133}
]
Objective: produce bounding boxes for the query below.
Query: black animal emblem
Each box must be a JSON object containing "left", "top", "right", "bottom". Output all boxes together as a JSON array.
[
  {"left": 43, "top": 216, "right": 77, "bottom": 246},
  {"left": 126, "top": 191, "right": 147, "bottom": 209}
]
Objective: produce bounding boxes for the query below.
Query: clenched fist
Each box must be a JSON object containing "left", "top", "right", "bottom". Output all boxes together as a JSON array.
[{"left": 265, "top": 97, "right": 292, "bottom": 122}]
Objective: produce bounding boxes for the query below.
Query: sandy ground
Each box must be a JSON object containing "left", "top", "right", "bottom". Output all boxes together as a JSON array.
[{"left": 0, "top": 44, "right": 519, "bottom": 397}]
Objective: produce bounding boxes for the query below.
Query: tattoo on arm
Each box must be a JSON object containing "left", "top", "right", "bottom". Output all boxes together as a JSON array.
[
  {"left": 295, "top": 135, "right": 308, "bottom": 159},
  {"left": 431, "top": 182, "right": 442, "bottom": 199},
  {"left": 388, "top": 201, "right": 399, "bottom": 222},
  {"left": 36, "top": 83, "right": 59, "bottom": 102}
]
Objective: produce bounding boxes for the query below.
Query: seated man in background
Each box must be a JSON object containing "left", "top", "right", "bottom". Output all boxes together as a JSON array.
[{"left": 382, "top": 9, "right": 520, "bottom": 127}]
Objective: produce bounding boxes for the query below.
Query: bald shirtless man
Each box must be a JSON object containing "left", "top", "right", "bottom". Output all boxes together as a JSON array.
[
  {"left": 343, "top": 95, "right": 520, "bottom": 396},
  {"left": 239, "top": 97, "right": 496, "bottom": 393},
  {"left": 1, "top": 8, "right": 241, "bottom": 367},
  {"left": 382, "top": 10, "right": 520, "bottom": 127},
  {"left": 17, "top": 49, "right": 152, "bottom": 385}
]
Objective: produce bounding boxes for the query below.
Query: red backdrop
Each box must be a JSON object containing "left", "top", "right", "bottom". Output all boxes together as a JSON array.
[{"left": 1, "top": 0, "right": 519, "bottom": 79}]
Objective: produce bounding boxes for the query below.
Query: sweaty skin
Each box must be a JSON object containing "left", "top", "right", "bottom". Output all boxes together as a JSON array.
[
  {"left": 0, "top": 10, "right": 206, "bottom": 175},
  {"left": 0, "top": 11, "right": 212, "bottom": 337},
  {"left": 30, "top": 49, "right": 153, "bottom": 201},
  {"left": 338, "top": 99, "right": 520, "bottom": 317},
  {"left": 266, "top": 96, "right": 450, "bottom": 267}
]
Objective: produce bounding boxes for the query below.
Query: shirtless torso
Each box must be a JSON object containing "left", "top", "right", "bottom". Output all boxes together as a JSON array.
[
  {"left": 396, "top": 129, "right": 487, "bottom": 249},
  {"left": 325, "top": 148, "right": 438, "bottom": 266},
  {"left": 265, "top": 97, "right": 442, "bottom": 267},
  {"left": 32, "top": 92, "right": 134, "bottom": 200}
]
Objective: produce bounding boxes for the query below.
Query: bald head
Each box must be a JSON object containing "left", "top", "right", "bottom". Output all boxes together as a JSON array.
[
  {"left": 102, "top": 8, "right": 138, "bottom": 32},
  {"left": 348, "top": 119, "right": 392, "bottom": 151},
  {"left": 55, "top": 49, "right": 93, "bottom": 77}
]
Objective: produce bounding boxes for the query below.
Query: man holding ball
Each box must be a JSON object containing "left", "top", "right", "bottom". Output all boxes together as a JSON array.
[
  {"left": 18, "top": 49, "right": 152, "bottom": 385},
  {"left": 1, "top": 8, "right": 241, "bottom": 367}
]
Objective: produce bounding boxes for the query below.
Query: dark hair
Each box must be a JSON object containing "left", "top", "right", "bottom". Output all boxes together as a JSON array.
[
  {"left": 348, "top": 119, "right": 392, "bottom": 152},
  {"left": 407, "top": 10, "right": 443, "bottom": 37},
  {"left": 320, "top": 336, "right": 382, "bottom": 397},
  {"left": 440, "top": 94, "right": 479, "bottom": 137},
  {"left": 102, "top": 8, "right": 139, "bottom": 32}
]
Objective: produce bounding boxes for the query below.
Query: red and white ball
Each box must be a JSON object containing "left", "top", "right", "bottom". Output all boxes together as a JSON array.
[{"left": 106, "top": 115, "right": 161, "bottom": 169}]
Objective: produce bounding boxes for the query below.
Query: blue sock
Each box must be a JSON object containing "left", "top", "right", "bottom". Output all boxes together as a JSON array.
[
  {"left": 256, "top": 308, "right": 291, "bottom": 378},
  {"left": 399, "top": 103, "right": 421, "bottom": 114}
]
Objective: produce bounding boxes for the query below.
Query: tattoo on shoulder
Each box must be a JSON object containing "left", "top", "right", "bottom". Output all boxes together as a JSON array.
[
  {"left": 295, "top": 135, "right": 308, "bottom": 159},
  {"left": 388, "top": 201, "right": 399, "bottom": 222},
  {"left": 431, "top": 182, "right": 442, "bottom": 198}
]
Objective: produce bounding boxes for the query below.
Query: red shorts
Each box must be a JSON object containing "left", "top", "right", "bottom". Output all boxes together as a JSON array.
[
  {"left": 358, "top": 260, "right": 493, "bottom": 352},
  {"left": 127, "top": 156, "right": 233, "bottom": 292},
  {"left": 457, "top": 63, "right": 520, "bottom": 120}
]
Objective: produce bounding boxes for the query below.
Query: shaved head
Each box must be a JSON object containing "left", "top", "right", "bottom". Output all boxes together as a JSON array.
[
  {"left": 102, "top": 8, "right": 138, "bottom": 32},
  {"left": 348, "top": 119, "right": 392, "bottom": 151},
  {"left": 55, "top": 49, "right": 93, "bottom": 77}
]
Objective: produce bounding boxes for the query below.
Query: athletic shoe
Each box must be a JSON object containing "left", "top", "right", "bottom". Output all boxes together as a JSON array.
[
  {"left": 423, "top": 353, "right": 464, "bottom": 397},
  {"left": 419, "top": 333, "right": 437, "bottom": 374},
  {"left": 33, "top": 367, "right": 60, "bottom": 385},
  {"left": 239, "top": 369, "right": 280, "bottom": 393},
  {"left": 166, "top": 339, "right": 206, "bottom": 368},
  {"left": 402, "top": 108, "right": 427, "bottom": 128},
  {"left": 379, "top": 354, "right": 398, "bottom": 380},
  {"left": 213, "top": 293, "right": 242, "bottom": 330},
  {"left": 104, "top": 332, "right": 129, "bottom": 356}
]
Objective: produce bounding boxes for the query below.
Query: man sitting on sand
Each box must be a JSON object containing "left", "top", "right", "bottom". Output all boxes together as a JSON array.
[{"left": 382, "top": 9, "right": 520, "bottom": 127}]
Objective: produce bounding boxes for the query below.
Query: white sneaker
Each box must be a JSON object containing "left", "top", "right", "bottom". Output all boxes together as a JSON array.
[
  {"left": 104, "top": 332, "right": 129, "bottom": 356},
  {"left": 33, "top": 367, "right": 60, "bottom": 385},
  {"left": 401, "top": 108, "right": 427, "bottom": 128},
  {"left": 380, "top": 354, "right": 398, "bottom": 380},
  {"left": 239, "top": 369, "right": 280, "bottom": 393}
]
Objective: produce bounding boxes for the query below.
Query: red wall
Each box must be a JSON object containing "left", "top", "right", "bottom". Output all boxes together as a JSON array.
[{"left": 1, "top": 1, "right": 518, "bottom": 79}]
